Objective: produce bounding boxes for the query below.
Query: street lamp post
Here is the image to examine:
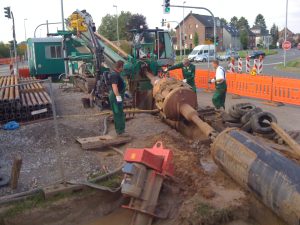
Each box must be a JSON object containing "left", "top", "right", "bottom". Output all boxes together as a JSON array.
[
  {"left": 60, "top": 0, "right": 65, "bottom": 30},
  {"left": 113, "top": 5, "right": 120, "bottom": 46},
  {"left": 24, "top": 18, "right": 28, "bottom": 40},
  {"left": 284, "top": 0, "right": 288, "bottom": 67},
  {"left": 182, "top": 1, "right": 186, "bottom": 57}
]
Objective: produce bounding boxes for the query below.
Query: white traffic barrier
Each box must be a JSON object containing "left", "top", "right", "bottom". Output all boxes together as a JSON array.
[
  {"left": 258, "top": 57, "right": 263, "bottom": 74},
  {"left": 227, "top": 58, "right": 235, "bottom": 73},
  {"left": 246, "top": 56, "right": 250, "bottom": 73},
  {"left": 238, "top": 58, "right": 243, "bottom": 73}
]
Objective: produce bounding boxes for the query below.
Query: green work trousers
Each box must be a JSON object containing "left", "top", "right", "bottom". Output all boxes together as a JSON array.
[
  {"left": 212, "top": 82, "right": 227, "bottom": 109},
  {"left": 109, "top": 91, "right": 125, "bottom": 135}
]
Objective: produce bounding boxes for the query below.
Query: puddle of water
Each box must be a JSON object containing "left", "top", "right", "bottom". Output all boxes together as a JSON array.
[{"left": 87, "top": 208, "right": 133, "bottom": 225}]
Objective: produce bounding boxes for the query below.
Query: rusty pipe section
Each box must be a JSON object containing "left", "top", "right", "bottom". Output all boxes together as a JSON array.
[
  {"left": 145, "top": 71, "right": 216, "bottom": 139},
  {"left": 211, "top": 128, "right": 300, "bottom": 225}
]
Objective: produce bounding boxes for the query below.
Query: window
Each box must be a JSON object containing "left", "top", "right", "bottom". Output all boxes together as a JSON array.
[
  {"left": 189, "top": 24, "right": 192, "bottom": 29},
  {"left": 46, "top": 45, "right": 62, "bottom": 59},
  {"left": 196, "top": 24, "right": 198, "bottom": 28},
  {"left": 189, "top": 34, "right": 193, "bottom": 40}
]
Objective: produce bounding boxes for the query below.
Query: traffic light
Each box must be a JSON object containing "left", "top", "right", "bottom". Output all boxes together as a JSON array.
[
  {"left": 161, "top": 19, "right": 166, "bottom": 27},
  {"left": 215, "top": 36, "right": 219, "bottom": 46},
  {"left": 9, "top": 40, "right": 14, "bottom": 50},
  {"left": 163, "top": 0, "right": 170, "bottom": 14},
  {"left": 4, "top": 7, "right": 11, "bottom": 19}
]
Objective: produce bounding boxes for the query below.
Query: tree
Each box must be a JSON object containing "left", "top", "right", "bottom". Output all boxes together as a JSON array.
[
  {"left": 126, "top": 14, "right": 148, "bottom": 40},
  {"left": 270, "top": 23, "right": 279, "bottom": 46},
  {"left": 240, "top": 30, "right": 249, "bottom": 50},
  {"left": 98, "top": 14, "right": 117, "bottom": 41},
  {"left": 230, "top": 16, "right": 238, "bottom": 28},
  {"left": 117, "top": 11, "right": 132, "bottom": 40},
  {"left": 0, "top": 42, "right": 10, "bottom": 58},
  {"left": 254, "top": 14, "right": 267, "bottom": 30},
  {"left": 193, "top": 32, "right": 199, "bottom": 46},
  {"left": 237, "top": 17, "right": 250, "bottom": 31},
  {"left": 220, "top": 18, "right": 227, "bottom": 26}
]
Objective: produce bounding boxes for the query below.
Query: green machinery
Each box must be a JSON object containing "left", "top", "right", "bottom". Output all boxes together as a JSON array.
[{"left": 53, "top": 9, "right": 175, "bottom": 109}]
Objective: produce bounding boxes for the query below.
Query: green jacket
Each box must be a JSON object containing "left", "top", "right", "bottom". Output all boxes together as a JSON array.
[{"left": 168, "top": 63, "right": 196, "bottom": 91}]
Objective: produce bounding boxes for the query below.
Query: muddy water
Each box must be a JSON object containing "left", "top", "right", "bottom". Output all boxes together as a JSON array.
[{"left": 87, "top": 208, "right": 133, "bottom": 225}]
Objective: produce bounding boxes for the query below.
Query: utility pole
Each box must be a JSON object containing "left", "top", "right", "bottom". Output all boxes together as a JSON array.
[
  {"left": 4, "top": 7, "right": 18, "bottom": 76},
  {"left": 284, "top": 0, "right": 288, "bottom": 67},
  {"left": 60, "top": 0, "right": 65, "bottom": 30},
  {"left": 113, "top": 5, "right": 120, "bottom": 46},
  {"left": 182, "top": 1, "right": 186, "bottom": 57}
]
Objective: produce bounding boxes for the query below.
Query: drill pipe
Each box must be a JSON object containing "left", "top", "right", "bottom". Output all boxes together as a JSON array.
[{"left": 145, "top": 71, "right": 216, "bottom": 139}]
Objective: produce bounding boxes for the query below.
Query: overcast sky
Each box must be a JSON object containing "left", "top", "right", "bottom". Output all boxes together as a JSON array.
[{"left": 0, "top": 0, "right": 299, "bottom": 43}]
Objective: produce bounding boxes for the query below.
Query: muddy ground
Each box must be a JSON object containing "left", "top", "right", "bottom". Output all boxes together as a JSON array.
[{"left": 0, "top": 84, "right": 288, "bottom": 225}]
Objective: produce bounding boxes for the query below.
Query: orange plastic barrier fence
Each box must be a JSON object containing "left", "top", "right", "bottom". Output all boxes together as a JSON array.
[
  {"left": 0, "top": 57, "right": 20, "bottom": 65},
  {"left": 168, "top": 68, "right": 300, "bottom": 106},
  {"left": 272, "top": 77, "right": 300, "bottom": 105}
]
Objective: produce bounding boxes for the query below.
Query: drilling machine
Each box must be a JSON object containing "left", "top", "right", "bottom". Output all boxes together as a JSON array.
[{"left": 54, "top": 10, "right": 175, "bottom": 109}]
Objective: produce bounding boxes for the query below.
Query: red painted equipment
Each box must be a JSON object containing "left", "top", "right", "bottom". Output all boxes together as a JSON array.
[{"left": 122, "top": 142, "right": 174, "bottom": 225}]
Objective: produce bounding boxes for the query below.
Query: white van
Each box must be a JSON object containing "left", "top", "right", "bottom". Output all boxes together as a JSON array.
[{"left": 188, "top": 45, "right": 215, "bottom": 61}]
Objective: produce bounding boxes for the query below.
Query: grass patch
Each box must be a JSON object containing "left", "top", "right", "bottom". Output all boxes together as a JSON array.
[
  {"left": 276, "top": 58, "right": 300, "bottom": 73},
  {"left": 97, "top": 174, "right": 122, "bottom": 189}
]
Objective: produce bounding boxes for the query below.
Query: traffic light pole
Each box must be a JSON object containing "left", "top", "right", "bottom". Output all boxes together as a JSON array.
[
  {"left": 168, "top": 4, "right": 216, "bottom": 59},
  {"left": 11, "top": 11, "right": 18, "bottom": 76}
]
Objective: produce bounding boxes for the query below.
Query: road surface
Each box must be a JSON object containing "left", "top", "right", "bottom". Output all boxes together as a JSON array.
[{"left": 195, "top": 48, "right": 300, "bottom": 78}]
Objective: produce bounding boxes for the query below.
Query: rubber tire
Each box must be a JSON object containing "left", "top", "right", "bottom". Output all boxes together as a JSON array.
[
  {"left": 221, "top": 112, "right": 240, "bottom": 123},
  {"left": 225, "top": 121, "right": 243, "bottom": 128},
  {"left": 228, "top": 104, "right": 242, "bottom": 119},
  {"left": 241, "top": 107, "right": 262, "bottom": 124},
  {"left": 0, "top": 174, "right": 10, "bottom": 187},
  {"left": 250, "top": 112, "right": 278, "bottom": 134},
  {"left": 203, "top": 58, "right": 207, "bottom": 62},
  {"left": 241, "top": 121, "right": 252, "bottom": 133},
  {"left": 236, "top": 103, "right": 256, "bottom": 117}
]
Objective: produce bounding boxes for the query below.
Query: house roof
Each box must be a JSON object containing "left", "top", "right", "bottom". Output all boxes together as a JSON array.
[
  {"left": 175, "top": 13, "right": 219, "bottom": 29},
  {"left": 223, "top": 24, "right": 239, "bottom": 36}
]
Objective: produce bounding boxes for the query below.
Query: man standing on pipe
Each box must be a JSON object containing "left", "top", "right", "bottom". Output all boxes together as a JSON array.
[
  {"left": 210, "top": 59, "right": 227, "bottom": 109},
  {"left": 165, "top": 58, "right": 196, "bottom": 92},
  {"left": 109, "top": 60, "right": 127, "bottom": 136}
]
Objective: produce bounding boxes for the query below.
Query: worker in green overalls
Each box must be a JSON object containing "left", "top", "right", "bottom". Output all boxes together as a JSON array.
[
  {"left": 166, "top": 58, "right": 197, "bottom": 92},
  {"left": 109, "top": 60, "right": 127, "bottom": 136},
  {"left": 210, "top": 59, "right": 227, "bottom": 109}
]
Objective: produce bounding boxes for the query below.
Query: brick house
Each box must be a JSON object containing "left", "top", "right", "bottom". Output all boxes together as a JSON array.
[
  {"left": 247, "top": 30, "right": 256, "bottom": 49},
  {"left": 174, "top": 12, "right": 223, "bottom": 51}
]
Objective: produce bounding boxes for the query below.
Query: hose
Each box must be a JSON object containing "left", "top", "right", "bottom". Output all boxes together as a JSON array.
[{"left": 102, "top": 115, "right": 109, "bottom": 135}]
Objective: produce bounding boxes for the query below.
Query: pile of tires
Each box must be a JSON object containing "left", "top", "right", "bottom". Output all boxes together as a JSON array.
[{"left": 222, "top": 103, "right": 277, "bottom": 138}]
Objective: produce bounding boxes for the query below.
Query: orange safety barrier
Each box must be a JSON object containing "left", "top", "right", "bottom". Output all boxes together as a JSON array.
[
  {"left": 272, "top": 77, "right": 300, "bottom": 105},
  {"left": 167, "top": 68, "right": 300, "bottom": 106},
  {"left": 0, "top": 57, "right": 20, "bottom": 65}
]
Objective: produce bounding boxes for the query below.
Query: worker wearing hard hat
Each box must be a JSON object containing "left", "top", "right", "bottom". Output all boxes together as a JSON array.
[
  {"left": 210, "top": 59, "right": 227, "bottom": 109},
  {"left": 165, "top": 58, "right": 196, "bottom": 92},
  {"left": 109, "top": 60, "right": 127, "bottom": 136}
]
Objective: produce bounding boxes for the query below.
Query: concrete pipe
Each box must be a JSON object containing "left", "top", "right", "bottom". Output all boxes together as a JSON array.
[{"left": 211, "top": 128, "right": 300, "bottom": 225}]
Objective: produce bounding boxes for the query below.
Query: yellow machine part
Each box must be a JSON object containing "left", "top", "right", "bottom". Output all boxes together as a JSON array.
[{"left": 67, "top": 12, "right": 88, "bottom": 32}]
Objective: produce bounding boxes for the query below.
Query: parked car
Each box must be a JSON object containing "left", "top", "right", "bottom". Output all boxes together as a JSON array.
[
  {"left": 249, "top": 50, "right": 266, "bottom": 59},
  {"left": 188, "top": 45, "right": 215, "bottom": 62},
  {"left": 297, "top": 43, "right": 300, "bottom": 50},
  {"left": 194, "top": 53, "right": 215, "bottom": 62},
  {"left": 218, "top": 51, "right": 240, "bottom": 61}
]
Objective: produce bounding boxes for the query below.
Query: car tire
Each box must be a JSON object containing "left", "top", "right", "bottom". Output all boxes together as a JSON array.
[
  {"left": 241, "top": 121, "right": 252, "bottom": 133},
  {"left": 203, "top": 58, "right": 207, "bottom": 62},
  {"left": 250, "top": 112, "right": 277, "bottom": 134},
  {"left": 241, "top": 107, "right": 262, "bottom": 124},
  {"left": 224, "top": 121, "right": 243, "bottom": 128},
  {"left": 236, "top": 103, "right": 256, "bottom": 117},
  {"left": 229, "top": 104, "right": 243, "bottom": 119},
  {"left": 221, "top": 112, "right": 240, "bottom": 123}
]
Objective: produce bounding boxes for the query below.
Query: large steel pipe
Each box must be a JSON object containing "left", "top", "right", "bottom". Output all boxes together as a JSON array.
[
  {"left": 211, "top": 128, "right": 300, "bottom": 225},
  {"left": 145, "top": 71, "right": 216, "bottom": 138}
]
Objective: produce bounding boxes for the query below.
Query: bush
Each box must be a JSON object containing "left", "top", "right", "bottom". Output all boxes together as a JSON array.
[{"left": 175, "top": 49, "right": 192, "bottom": 56}]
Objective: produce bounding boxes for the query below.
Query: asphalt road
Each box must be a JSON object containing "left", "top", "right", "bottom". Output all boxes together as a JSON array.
[{"left": 194, "top": 48, "right": 300, "bottom": 78}]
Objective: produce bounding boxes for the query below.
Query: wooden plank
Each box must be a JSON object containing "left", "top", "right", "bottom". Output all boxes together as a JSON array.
[
  {"left": 76, "top": 135, "right": 132, "bottom": 150},
  {"left": 10, "top": 154, "right": 22, "bottom": 189}
]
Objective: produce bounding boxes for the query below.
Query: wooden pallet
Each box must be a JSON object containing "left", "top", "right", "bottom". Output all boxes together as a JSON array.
[{"left": 76, "top": 135, "right": 132, "bottom": 150}]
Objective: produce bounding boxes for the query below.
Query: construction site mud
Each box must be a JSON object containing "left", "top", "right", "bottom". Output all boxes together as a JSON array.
[{"left": 0, "top": 84, "right": 294, "bottom": 225}]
